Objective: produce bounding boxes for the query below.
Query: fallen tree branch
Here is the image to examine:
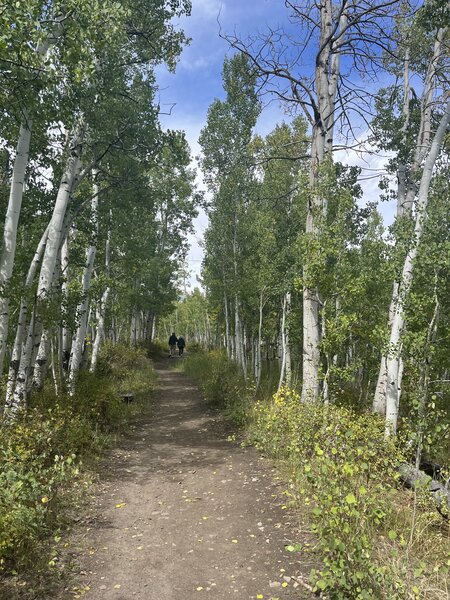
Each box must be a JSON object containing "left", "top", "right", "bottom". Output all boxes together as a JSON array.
[{"left": 398, "top": 463, "right": 449, "bottom": 520}]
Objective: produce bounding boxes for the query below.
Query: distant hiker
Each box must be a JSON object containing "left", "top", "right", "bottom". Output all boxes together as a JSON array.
[
  {"left": 168, "top": 332, "right": 178, "bottom": 357},
  {"left": 177, "top": 336, "right": 186, "bottom": 356}
]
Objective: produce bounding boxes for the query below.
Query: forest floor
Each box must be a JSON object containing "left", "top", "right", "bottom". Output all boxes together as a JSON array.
[{"left": 60, "top": 359, "right": 317, "bottom": 600}]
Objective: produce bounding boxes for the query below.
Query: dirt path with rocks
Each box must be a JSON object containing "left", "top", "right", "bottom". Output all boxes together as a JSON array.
[{"left": 64, "top": 362, "right": 316, "bottom": 600}]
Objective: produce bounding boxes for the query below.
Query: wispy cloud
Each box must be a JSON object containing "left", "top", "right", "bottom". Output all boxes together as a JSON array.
[{"left": 193, "top": 0, "right": 225, "bottom": 20}]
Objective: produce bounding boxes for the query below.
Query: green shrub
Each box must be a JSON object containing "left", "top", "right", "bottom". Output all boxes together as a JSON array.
[
  {"left": 0, "top": 343, "right": 156, "bottom": 578},
  {"left": 181, "top": 352, "right": 449, "bottom": 600},
  {"left": 251, "top": 386, "right": 406, "bottom": 598},
  {"left": 182, "top": 351, "right": 254, "bottom": 424},
  {"left": 0, "top": 411, "right": 82, "bottom": 573}
]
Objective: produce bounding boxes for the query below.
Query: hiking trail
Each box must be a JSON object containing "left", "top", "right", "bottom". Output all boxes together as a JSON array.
[{"left": 63, "top": 362, "right": 315, "bottom": 599}]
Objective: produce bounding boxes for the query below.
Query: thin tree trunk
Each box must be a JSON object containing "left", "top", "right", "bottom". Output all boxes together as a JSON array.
[
  {"left": 373, "top": 30, "right": 445, "bottom": 414},
  {"left": 224, "top": 292, "right": 231, "bottom": 360},
  {"left": 278, "top": 295, "right": 287, "bottom": 392},
  {"left": 60, "top": 232, "right": 71, "bottom": 372},
  {"left": 256, "top": 289, "right": 264, "bottom": 389},
  {"left": 69, "top": 172, "right": 99, "bottom": 393},
  {"left": 0, "top": 116, "right": 32, "bottom": 374},
  {"left": 50, "top": 334, "right": 59, "bottom": 396},
  {"left": 32, "top": 329, "right": 49, "bottom": 389},
  {"left": 385, "top": 100, "right": 450, "bottom": 435},
  {"left": 3, "top": 226, "right": 49, "bottom": 413},
  {"left": 284, "top": 291, "right": 292, "bottom": 386},
  {"left": 90, "top": 212, "right": 111, "bottom": 372}
]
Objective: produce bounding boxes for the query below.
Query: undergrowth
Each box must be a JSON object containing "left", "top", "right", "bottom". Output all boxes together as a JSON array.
[
  {"left": 0, "top": 343, "right": 156, "bottom": 597},
  {"left": 182, "top": 352, "right": 450, "bottom": 600}
]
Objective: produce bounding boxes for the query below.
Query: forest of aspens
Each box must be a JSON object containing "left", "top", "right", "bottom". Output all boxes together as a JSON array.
[{"left": 0, "top": 1, "right": 449, "bottom": 599}]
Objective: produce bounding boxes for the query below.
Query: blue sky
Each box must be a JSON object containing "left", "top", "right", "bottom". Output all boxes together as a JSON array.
[{"left": 156, "top": 0, "right": 397, "bottom": 288}]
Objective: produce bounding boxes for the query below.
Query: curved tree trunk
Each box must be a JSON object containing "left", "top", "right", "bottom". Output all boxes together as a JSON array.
[
  {"left": 0, "top": 20, "right": 66, "bottom": 375},
  {"left": 11, "top": 121, "right": 85, "bottom": 411},
  {"left": 385, "top": 100, "right": 450, "bottom": 435},
  {"left": 374, "top": 31, "right": 445, "bottom": 415}
]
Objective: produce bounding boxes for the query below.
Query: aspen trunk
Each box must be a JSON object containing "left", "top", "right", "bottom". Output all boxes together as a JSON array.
[
  {"left": 50, "top": 335, "right": 59, "bottom": 396},
  {"left": 278, "top": 295, "right": 287, "bottom": 392},
  {"left": 60, "top": 233, "right": 71, "bottom": 372},
  {"left": 0, "top": 116, "right": 33, "bottom": 374},
  {"left": 11, "top": 122, "right": 84, "bottom": 410},
  {"left": 255, "top": 290, "right": 264, "bottom": 389},
  {"left": 385, "top": 100, "right": 450, "bottom": 435},
  {"left": 235, "top": 295, "right": 244, "bottom": 373},
  {"left": 0, "top": 21, "right": 66, "bottom": 375},
  {"left": 284, "top": 291, "right": 292, "bottom": 386},
  {"left": 32, "top": 330, "right": 49, "bottom": 389},
  {"left": 90, "top": 214, "right": 111, "bottom": 372},
  {"left": 301, "top": 4, "right": 346, "bottom": 401},
  {"left": 3, "top": 226, "right": 49, "bottom": 413},
  {"left": 224, "top": 292, "right": 231, "bottom": 360},
  {"left": 374, "top": 32, "right": 444, "bottom": 414},
  {"left": 69, "top": 173, "right": 99, "bottom": 393}
]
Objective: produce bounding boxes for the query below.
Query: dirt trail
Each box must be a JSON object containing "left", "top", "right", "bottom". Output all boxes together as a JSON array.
[{"left": 64, "top": 362, "right": 315, "bottom": 599}]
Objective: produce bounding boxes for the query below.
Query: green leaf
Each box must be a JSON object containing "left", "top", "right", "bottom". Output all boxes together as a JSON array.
[
  {"left": 316, "top": 579, "right": 327, "bottom": 590},
  {"left": 345, "top": 493, "right": 356, "bottom": 504}
]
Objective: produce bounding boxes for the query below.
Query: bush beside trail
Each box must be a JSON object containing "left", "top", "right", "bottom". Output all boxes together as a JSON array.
[
  {"left": 0, "top": 343, "right": 157, "bottom": 596},
  {"left": 182, "top": 351, "right": 450, "bottom": 600}
]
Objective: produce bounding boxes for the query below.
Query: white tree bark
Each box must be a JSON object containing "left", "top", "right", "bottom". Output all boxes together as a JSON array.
[
  {"left": 90, "top": 219, "right": 111, "bottom": 373},
  {"left": 0, "top": 19, "right": 67, "bottom": 376},
  {"left": 285, "top": 291, "right": 292, "bottom": 386},
  {"left": 235, "top": 295, "right": 246, "bottom": 375},
  {"left": 403, "top": 28, "right": 446, "bottom": 214},
  {"left": 385, "top": 99, "right": 450, "bottom": 435},
  {"left": 60, "top": 232, "right": 71, "bottom": 372},
  {"left": 224, "top": 292, "right": 232, "bottom": 360},
  {"left": 11, "top": 122, "right": 85, "bottom": 409},
  {"left": 32, "top": 330, "right": 49, "bottom": 389},
  {"left": 90, "top": 288, "right": 110, "bottom": 373},
  {"left": 38, "top": 121, "right": 85, "bottom": 303},
  {"left": 374, "top": 28, "right": 446, "bottom": 415},
  {"left": 255, "top": 289, "right": 264, "bottom": 389},
  {"left": 278, "top": 295, "right": 287, "bottom": 392},
  {"left": 0, "top": 116, "right": 33, "bottom": 374},
  {"left": 278, "top": 291, "right": 292, "bottom": 391},
  {"left": 68, "top": 171, "right": 99, "bottom": 393},
  {"left": 3, "top": 226, "right": 49, "bottom": 414},
  {"left": 301, "top": 4, "right": 347, "bottom": 401}
]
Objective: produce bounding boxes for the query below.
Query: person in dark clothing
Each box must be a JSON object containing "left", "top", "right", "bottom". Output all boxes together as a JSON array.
[
  {"left": 177, "top": 335, "right": 186, "bottom": 356},
  {"left": 168, "top": 332, "right": 177, "bottom": 357}
]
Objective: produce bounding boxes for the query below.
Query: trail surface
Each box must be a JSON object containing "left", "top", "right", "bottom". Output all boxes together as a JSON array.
[{"left": 65, "top": 361, "right": 315, "bottom": 599}]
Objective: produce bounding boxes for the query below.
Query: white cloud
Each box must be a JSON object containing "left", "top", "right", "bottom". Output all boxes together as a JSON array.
[
  {"left": 335, "top": 136, "right": 395, "bottom": 227},
  {"left": 192, "top": 0, "right": 226, "bottom": 20}
]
